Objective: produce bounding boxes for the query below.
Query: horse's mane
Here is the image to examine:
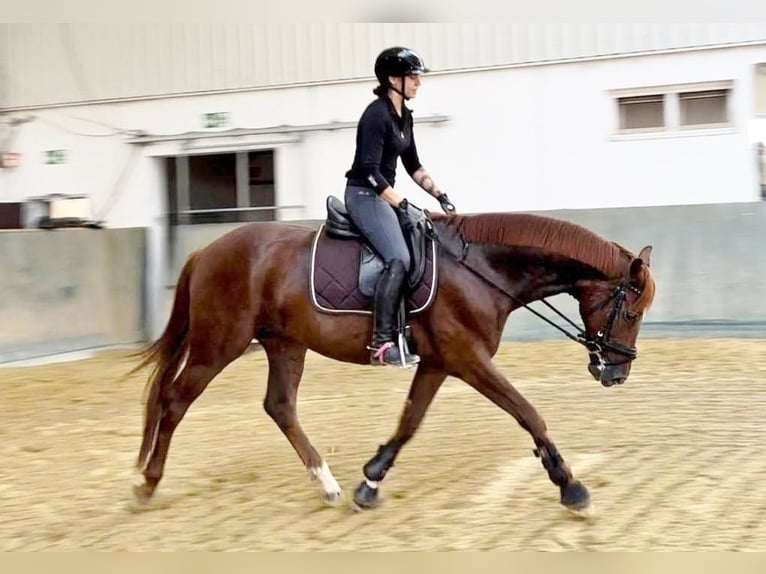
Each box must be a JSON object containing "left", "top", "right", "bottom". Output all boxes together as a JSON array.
[
  {"left": 440, "top": 212, "right": 623, "bottom": 270},
  {"left": 435, "top": 211, "right": 656, "bottom": 308},
  {"left": 434, "top": 212, "right": 655, "bottom": 308}
]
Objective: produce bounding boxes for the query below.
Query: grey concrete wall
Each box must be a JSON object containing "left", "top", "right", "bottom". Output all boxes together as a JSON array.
[
  {"left": 504, "top": 202, "right": 766, "bottom": 340},
  {"left": 168, "top": 203, "right": 766, "bottom": 342},
  {"left": 0, "top": 228, "right": 147, "bottom": 362},
  {"left": 169, "top": 223, "right": 244, "bottom": 282},
  {"left": 7, "top": 202, "right": 757, "bottom": 364}
]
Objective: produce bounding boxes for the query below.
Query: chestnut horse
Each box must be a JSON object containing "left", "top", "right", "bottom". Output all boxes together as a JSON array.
[{"left": 132, "top": 209, "right": 655, "bottom": 514}]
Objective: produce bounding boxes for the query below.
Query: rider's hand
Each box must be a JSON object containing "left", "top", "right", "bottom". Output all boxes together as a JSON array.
[{"left": 437, "top": 193, "right": 456, "bottom": 215}]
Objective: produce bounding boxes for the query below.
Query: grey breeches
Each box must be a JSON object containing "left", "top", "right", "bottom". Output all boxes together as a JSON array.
[{"left": 344, "top": 185, "right": 410, "bottom": 271}]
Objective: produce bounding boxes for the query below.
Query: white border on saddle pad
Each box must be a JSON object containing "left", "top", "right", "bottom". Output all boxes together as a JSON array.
[{"left": 309, "top": 224, "right": 439, "bottom": 316}]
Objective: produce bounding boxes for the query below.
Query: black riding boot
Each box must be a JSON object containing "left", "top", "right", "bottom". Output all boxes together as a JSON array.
[{"left": 369, "top": 260, "right": 420, "bottom": 367}]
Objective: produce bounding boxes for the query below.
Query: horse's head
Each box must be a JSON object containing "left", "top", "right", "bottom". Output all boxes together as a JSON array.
[{"left": 577, "top": 245, "right": 655, "bottom": 387}]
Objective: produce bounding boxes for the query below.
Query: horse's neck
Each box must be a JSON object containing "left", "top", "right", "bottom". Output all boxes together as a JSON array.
[
  {"left": 434, "top": 217, "right": 621, "bottom": 303},
  {"left": 471, "top": 242, "right": 609, "bottom": 303}
]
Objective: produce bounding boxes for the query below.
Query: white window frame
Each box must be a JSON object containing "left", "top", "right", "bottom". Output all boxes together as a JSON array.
[{"left": 610, "top": 80, "right": 735, "bottom": 140}]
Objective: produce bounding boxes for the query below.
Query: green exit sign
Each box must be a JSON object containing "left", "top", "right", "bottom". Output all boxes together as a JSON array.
[
  {"left": 44, "top": 150, "right": 68, "bottom": 164},
  {"left": 203, "top": 112, "right": 230, "bottom": 129}
]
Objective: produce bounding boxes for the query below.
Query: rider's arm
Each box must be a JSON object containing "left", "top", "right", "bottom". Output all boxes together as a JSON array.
[
  {"left": 411, "top": 167, "right": 443, "bottom": 199},
  {"left": 402, "top": 121, "right": 443, "bottom": 200}
]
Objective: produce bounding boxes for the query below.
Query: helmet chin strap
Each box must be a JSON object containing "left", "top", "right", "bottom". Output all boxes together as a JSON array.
[{"left": 389, "top": 77, "right": 410, "bottom": 100}]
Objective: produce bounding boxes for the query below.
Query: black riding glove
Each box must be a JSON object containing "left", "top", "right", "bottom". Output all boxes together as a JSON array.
[{"left": 437, "top": 193, "right": 456, "bottom": 215}]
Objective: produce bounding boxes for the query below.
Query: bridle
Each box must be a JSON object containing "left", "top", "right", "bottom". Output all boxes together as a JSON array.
[
  {"left": 426, "top": 222, "right": 641, "bottom": 366},
  {"left": 488, "top": 271, "right": 640, "bottom": 369},
  {"left": 565, "top": 280, "right": 641, "bottom": 372}
]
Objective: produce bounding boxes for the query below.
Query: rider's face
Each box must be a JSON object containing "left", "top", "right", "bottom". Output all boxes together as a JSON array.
[
  {"left": 404, "top": 73, "right": 421, "bottom": 99},
  {"left": 389, "top": 74, "right": 422, "bottom": 99}
]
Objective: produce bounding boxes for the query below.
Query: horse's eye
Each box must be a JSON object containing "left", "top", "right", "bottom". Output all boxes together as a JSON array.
[{"left": 624, "top": 310, "right": 639, "bottom": 323}]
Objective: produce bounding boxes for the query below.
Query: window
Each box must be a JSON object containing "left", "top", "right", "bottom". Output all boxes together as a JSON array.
[
  {"left": 618, "top": 95, "right": 665, "bottom": 131},
  {"left": 612, "top": 81, "right": 732, "bottom": 136},
  {"left": 188, "top": 154, "right": 237, "bottom": 223},
  {"left": 247, "top": 151, "right": 276, "bottom": 222},
  {"left": 679, "top": 89, "right": 728, "bottom": 127},
  {"left": 165, "top": 150, "right": 277, "bottom": 225}
]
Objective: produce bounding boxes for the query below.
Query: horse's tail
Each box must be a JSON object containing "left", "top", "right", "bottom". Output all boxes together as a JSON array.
[{"left": 132, "top": 250, "right": 200, "bottom": 471}]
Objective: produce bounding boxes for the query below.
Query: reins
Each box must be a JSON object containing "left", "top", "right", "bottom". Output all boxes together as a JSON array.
[{"left": 422, "top": 216, "right": 639, "bottom": 361}]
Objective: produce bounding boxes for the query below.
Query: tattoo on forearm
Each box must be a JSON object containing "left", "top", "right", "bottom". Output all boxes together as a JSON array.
[{"left": 415, "top": 170, "right": 439, "bottom": 196}]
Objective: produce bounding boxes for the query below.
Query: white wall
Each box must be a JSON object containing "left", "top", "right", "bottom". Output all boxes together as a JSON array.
[
  {"left": 2, "top": 43, "right": 765, "bottom": 339},
  {"left": 1, "top": 43, "right": 765, "bottom": 222}
]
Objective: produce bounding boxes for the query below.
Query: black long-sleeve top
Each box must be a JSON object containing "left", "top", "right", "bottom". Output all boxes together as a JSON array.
[{"left": 345, "top": 97, "right": 422, "bottom": 194}]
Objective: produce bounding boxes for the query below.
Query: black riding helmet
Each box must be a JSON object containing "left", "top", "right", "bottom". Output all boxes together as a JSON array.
[{"left": 374, "top": 47, "right": 429, "bottom": 99}]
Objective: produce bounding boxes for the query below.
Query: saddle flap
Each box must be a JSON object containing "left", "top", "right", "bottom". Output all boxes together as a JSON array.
[
  {"left": 359, "top": 244, "right": 386, "bottom": 298},
  {"left": 400, "top": 205, "right": 432, "bottom": 290}
]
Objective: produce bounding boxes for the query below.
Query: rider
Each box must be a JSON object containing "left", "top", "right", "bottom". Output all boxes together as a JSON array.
[{"left": 344, "top": 46, "right": 457, "bottom": 367}]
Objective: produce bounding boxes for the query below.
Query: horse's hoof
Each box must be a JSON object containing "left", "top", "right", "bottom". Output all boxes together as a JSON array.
[
  {"left": 132, "top": 481, "right": 156, "bottom": 505},
  {"left": 321, "top": 489, "right": 344, "bottom": 506},
  {"left": 353, "top": 481, "right": 379, "bottom": 509},
  {"left": 560, "top": 480, "right": 592, "bottom": 516}
]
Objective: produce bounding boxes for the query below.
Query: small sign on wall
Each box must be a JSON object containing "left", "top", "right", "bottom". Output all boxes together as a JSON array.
[
  {"left": 0, "top": 152, "right": 21, "bottom": 168},
  {"left": 44, "top": 150, "right": 69, "bottom": 165},
  {"left": 203, "top": 112, "right": 230, "bottom": 129}
]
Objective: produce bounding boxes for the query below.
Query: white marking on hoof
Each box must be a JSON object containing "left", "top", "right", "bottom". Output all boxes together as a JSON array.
[
  {"left": 129, "top": 481, "right": 155, "bottom": 512},
  {"left": 132, "top": 476, "right": 149, "bottom": 497},
  {"left": 323, "top": 489, "right": 344, "bottom": 506},
  {"left": 365, "top": 478, "right": 379, "bottom": 489},
  {"left": 309, "top": 460, "right": 343, "bottom": 504}
]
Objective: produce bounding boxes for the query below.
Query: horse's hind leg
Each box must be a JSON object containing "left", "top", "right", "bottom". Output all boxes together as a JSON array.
[
  {"left": 261, "top": 339, "right": 343, "bottom": 505},
  {"left": 134, "top": 333, "right": 252, "bottom": 504},
  {"left": 134, "top": 360, "right": 225, "bottom": 503},
  {"left": 353, "top": 364, "right": 447, "bottom": 509}
]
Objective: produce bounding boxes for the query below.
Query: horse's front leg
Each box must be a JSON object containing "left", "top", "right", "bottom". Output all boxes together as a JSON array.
[
  {"left": 353, "top": 364, "right": 447, "bottom": 509},
  {"left": 458, "top": 356, "right": 591, "bottom": 515}
]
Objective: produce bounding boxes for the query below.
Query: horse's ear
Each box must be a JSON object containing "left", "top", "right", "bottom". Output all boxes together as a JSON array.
[
  {"left": 629, "top": 245, "right": 652, "bottom": 278},
  {"left": 637, "top": 245, "right": 652, "bottom": 267}
]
